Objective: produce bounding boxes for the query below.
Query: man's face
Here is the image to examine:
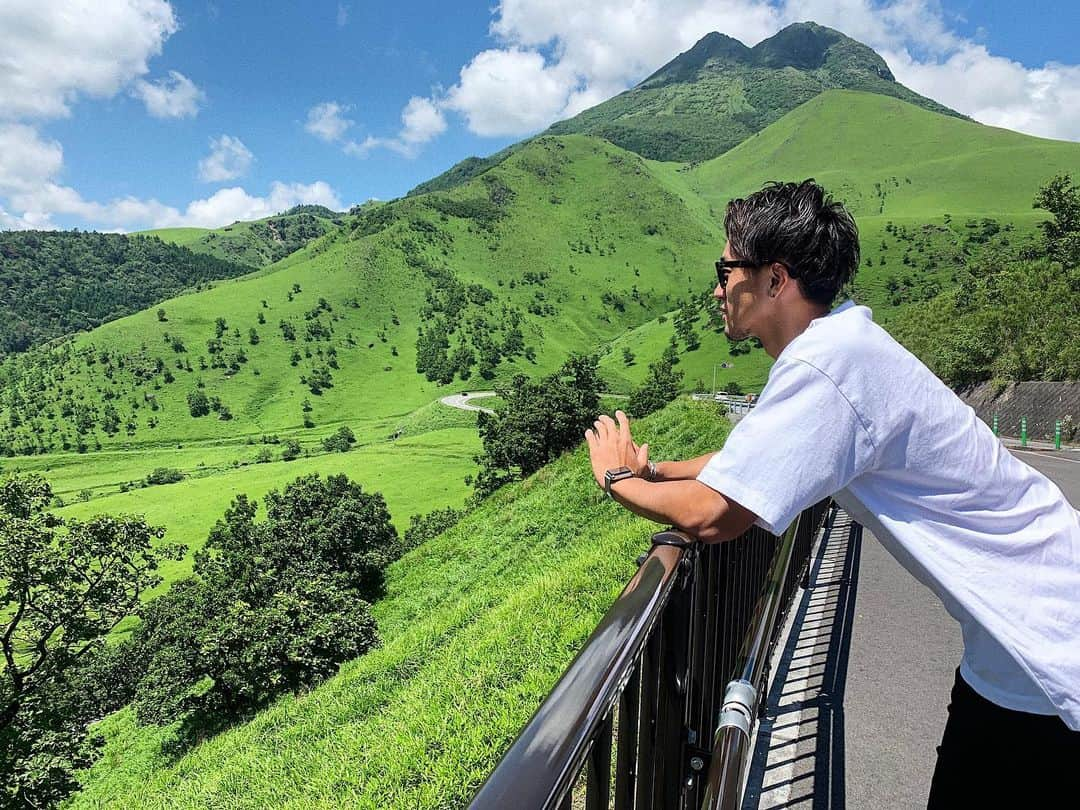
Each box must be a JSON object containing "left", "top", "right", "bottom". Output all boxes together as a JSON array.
[{"left": 715, "top": 242, "right": 767, "bottom": 342}]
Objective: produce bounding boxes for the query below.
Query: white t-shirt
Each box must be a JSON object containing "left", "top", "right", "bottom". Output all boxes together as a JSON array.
[{"left": 697, "top": 300, "right": 1080, "bottom": 730}]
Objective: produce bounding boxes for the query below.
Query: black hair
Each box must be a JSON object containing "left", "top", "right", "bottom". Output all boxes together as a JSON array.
[{"left": 724, "top": 180, "right": 859, "bottom": 307}]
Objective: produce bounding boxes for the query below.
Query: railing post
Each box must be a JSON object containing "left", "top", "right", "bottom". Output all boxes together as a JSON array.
[
  {"left": 992, "top": 413, "right": 999, "bottom": 437},
  {"left": 1055, "top": 420, "right": 1062, "bottom": 450},
  {"left": 1021, "top": 416, "right": 1028, "bottom": 447}
]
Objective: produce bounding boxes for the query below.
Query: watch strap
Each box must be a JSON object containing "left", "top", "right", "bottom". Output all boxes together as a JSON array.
[{"left": 604, "top": 466, "right": 635, "bottom": 497}]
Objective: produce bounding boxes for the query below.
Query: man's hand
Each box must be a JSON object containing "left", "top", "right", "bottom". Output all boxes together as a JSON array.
[{"left": 585, "top": 410, "right": 649, "bottom": 490}]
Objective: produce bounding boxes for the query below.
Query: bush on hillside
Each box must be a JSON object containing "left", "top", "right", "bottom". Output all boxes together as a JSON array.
[
  {"left": 403, "top": 506, "right": 465, "bottom": 551},
  {"left": 472, "top": 353, "right": 603, "bottom": 496},
  {"left": 321, "top": 425, "right": 356, "bottom": 453},
  {"left": 144, "top": 467, "right": 185, "bottom": 486},
  {"left": 126, "top": 475, "right": 399, "bottom": 731}
]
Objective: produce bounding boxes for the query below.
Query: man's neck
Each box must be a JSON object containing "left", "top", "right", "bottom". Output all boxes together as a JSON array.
[{"left": 761, "top": 301, "right": 830, "bottom": 359}]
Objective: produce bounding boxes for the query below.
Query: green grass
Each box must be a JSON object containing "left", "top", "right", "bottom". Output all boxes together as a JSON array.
[
  {"left": 137, "top": 228, "right": 211, "bottom": 247},
  {"left": 68, "top": 398, "right": 730, "bottom": 809}
]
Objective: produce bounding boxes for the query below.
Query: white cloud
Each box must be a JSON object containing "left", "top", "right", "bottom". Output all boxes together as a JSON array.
[
  {"left": 198, "top": 135, "right": 255, "bottom": 182},
  {"left": 337, "top": 3, "right": 349, "bottom": 27},
  {"left": 305, "top": 101, "right": 354, "bottom": 142},
  {"left": 443, "top": 49, "right": 575, "bottom": 137},
  {"left": 0, "top": 0, "right": 178, "bottom": 120},
  {"left": 131, "top": 70, "right": 204, "bottom": 118},
  {"left": 0, "top": 122, "right": 339, "bottom": 230},
  {"left": 178, "top": 181, "right": 342, "bottom": 228},
  {"left": 342, "top": 96, "right": 447, "bottom": 158},
  {"left": 400, "top": 96, "right": 447, "bottom": 145},
  {"left": 0, "top": 125, "right": 65, "bottom": 196}
]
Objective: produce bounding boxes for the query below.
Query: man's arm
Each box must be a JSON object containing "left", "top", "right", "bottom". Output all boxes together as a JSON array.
[
  {"left": 584, "top": 412, "right": 756, "bottom": 542},
  {"left": 652, "top": 454, "right": 716, "bottom": 482},
  {"left": 606, "top": 477, "right": 756, "bottom": 543}
]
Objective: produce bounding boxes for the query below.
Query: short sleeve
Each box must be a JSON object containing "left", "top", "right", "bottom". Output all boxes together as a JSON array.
[{"left": 697, "top": 358, "right": 877, "bottom": 535}]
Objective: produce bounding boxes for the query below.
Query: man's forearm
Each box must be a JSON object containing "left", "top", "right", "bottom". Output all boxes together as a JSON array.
[
  {"left": 607, "top": 476, "right": 753, "bottom": 543},
  {"left": 653, "top": 453, "right": 716, "bottom": 482}
]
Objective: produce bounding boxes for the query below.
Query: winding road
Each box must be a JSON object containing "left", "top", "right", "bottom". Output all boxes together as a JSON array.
[{"left": 439, "top": 391, "right": 497, "bottom": 415}]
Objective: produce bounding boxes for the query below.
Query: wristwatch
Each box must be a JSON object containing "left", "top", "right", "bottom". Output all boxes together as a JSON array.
[{"left": 604, "top": 466, "right": 635, "bottom": 497}]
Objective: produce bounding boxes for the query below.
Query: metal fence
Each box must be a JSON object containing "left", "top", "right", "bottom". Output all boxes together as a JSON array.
[{"left": 470, "top": 500, "right": 832, "bottom": 810}]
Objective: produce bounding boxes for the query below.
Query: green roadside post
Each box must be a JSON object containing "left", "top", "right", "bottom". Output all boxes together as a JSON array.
[
  {"left": 1021, "top": 416, "right": 1028, "bottom": 447},
  {"left": 1055, "top": 420, "right": 1062, "bottom": 451},
  {"left": 992, "top": 414, "right": 999, "bottom": 437}
]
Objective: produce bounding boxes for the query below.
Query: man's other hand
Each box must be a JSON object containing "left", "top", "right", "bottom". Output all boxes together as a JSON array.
[{"left": 585, "top": 410, "right": 649, "bottom": 490}]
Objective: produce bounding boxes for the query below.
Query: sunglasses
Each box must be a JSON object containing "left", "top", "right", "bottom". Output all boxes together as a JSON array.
[{"left": 714, "top": 258, "right": 791, "bottom": 288}]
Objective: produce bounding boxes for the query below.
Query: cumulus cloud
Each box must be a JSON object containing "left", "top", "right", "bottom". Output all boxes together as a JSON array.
[
  {"left": 0, "top": 0, "right": 178, "bottom": 120},
  {"left": 0, "top": 125, "right": 65, "bottom": 196},
  {"left": 0, "top": 120, "right": 339, "bottom": 230},
  {"left": 339, "top": 96, "right": 447, "bottom": 158},
  {"left": 131, "top": 70, "right": 204, "bottom": 118},
  {"left": 305, "top": 101, "right": 354, "bottom": 142},
  {"left": 198, "top": 135, "right": 255, "bottom": 182},
  {"left": 7, "top": 180, "right": 342, "bottom": 232}
]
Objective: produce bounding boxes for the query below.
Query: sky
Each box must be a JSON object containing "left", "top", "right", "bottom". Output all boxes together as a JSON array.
[{"left": 1, "top": 0, "right": 1079, "bottom": 233}]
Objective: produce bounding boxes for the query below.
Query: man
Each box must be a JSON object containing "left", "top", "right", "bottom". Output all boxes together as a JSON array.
[{"left": 585, "top": 180, "right": 1079, "bottom": 807}]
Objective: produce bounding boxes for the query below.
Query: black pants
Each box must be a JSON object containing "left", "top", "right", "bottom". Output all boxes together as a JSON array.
[{"left": 927, "top": 669, "right": 1080, "bottom": 808}]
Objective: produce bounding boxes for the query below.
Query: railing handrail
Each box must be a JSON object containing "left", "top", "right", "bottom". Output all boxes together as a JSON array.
[{"left": 469, "top": 529, "right": 694, "bottom": 809}]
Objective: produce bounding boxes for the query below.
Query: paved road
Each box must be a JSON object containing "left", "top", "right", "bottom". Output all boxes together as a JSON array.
[
  {"left": 438, "top": 390, "right": 496, "bottom": 415},
  {"left": 749, "top": 447, "right": 1079, "bottom": 809}
]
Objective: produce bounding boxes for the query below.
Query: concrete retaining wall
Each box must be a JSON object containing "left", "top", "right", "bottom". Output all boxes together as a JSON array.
[{"left": 959, "top": 381, "right": 1080, "bottom": 440}]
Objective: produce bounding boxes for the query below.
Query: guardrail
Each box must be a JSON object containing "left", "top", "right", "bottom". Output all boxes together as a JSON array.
[
  {"left": 470, "top": 500, "right": 832, "bottom": 810},
  {"left": 691, "top": 393, "right": 757, "bottom": 414}
]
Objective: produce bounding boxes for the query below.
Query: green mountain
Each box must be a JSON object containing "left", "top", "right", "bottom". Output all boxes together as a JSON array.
[
  {"left": 0, "top": 230, "right": 253, "bottom": 356},
  {"left": 412, "top": 21, "right": 961, "bottom": 194},
  {"left": 139, "top": 205, "right": 344, "bottom": 268}
]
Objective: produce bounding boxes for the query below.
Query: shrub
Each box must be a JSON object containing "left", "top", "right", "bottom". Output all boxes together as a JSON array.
[
  {"left": 281, "top": 439, "right": 302, "bottom": 461},
  {"left": 321, "top": 425, "right": 356, "bottom": 453},
  {"left": 144, "top": 467, "right": 185, "bottom": 486}
]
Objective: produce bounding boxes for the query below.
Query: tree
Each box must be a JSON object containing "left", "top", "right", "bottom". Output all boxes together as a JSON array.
[
  {"left": 129, "top": 475, "right": 397, "bottom": 726},
  {"left": 621, "top": 347, "right": 635, "bottom": 366},
  {"left": 0, "top": 474, "right": 182, "bottom": 806},
  {"left": 281, "top": 439, "right": 302, "bottom": 461},
  {"left": 473, "top": 353, "right": 603, "bottom": 495},
  {"left": 626, "top": 356, "right": 684, "bottom": 417},
  {"left": 187, "top": 389, "right": 210, "bottom": 417},
  {"left": 321, "top": 425, "right": 356, "bottom": 453},
  {"left": 1033, "top": 173, "right": 1080, "bottom": 265},
  {"left": 156, "top": 308, "right": 167, "bottom": 322}
]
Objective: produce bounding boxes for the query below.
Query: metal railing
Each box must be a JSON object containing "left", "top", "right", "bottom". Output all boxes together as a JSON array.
[{"left": 470, "top": 500, "right": 832, "bottom": 810}]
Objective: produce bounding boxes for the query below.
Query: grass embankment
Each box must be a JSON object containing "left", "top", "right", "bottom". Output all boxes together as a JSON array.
[{"left": 69, "top": 398, "right": 730, "bottom": 808}]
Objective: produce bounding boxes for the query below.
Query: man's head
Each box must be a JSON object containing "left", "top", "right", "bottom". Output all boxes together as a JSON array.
[{"left": 716, "top": 180, "right": 859, "bottom": 347}]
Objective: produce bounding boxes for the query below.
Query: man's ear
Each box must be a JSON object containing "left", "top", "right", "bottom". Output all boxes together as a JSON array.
[{"left": 769, "top": 263, "right": 786, "bottom": 296}]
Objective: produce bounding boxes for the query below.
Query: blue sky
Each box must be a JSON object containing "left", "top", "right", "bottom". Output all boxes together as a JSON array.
[{"left": 2, "top": 0, "right": 1079, "bottom": 232}]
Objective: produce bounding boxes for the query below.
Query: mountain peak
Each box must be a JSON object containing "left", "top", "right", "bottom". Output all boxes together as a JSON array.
[
  {"left": 752, "top": 21, "right": 894, "bottom": 79},
  {"left": 640, "top": 31, "right": 752, "bottom": 87}
]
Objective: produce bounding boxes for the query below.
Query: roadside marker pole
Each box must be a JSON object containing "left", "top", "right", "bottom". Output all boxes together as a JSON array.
[
  {"left": 992, "top": 414, "right": 999, "bottom": 437},
  {"left": 1055, "top": 420, "right": 1062, "bottom": 451},
  {"left": 1021, "top": 417, "right": 1028, "bottom": 448}
]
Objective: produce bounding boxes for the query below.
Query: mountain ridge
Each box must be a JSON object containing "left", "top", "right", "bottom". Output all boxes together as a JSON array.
[{"left": 411, "top": 21, "right": 962, "bottom": 195}]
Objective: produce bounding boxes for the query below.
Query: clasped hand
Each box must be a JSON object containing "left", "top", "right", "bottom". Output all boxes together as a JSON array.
[{"left": 584, "top": 410, "right": 649, "bottom": 490}]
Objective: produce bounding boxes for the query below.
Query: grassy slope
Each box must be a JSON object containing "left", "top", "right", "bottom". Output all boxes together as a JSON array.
[{"left": 69, "top": 398, "right": 730, "bottom": 809}]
